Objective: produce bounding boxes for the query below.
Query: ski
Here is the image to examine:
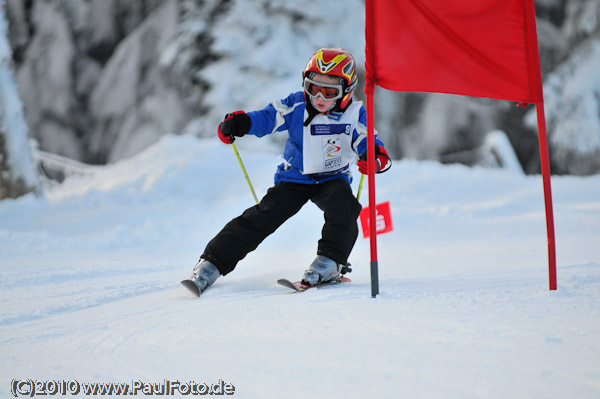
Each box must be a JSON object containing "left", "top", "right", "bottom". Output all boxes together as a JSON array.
[
  {"left": 277, "top": 276, "right": 351, "bottom": 292},
  {"left": 182, "top": 275, "right": 352, "bottom": 297},
  {"left": 180, "top": 279, "right": 202, "bottom": 297}
]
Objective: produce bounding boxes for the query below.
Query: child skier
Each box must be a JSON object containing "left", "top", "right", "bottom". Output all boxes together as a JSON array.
[{"left": 183, "top": 47, "right": 390, "bottom": 296}]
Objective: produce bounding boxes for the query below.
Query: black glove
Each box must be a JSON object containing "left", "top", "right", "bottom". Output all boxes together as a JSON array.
[{"left": 218, "top": 111, "right": 251, "bottom": 144}]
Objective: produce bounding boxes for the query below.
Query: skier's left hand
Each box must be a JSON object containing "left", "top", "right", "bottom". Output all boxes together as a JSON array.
[{"left": 358, "top": 145, "right": 391, "bottom": 174}]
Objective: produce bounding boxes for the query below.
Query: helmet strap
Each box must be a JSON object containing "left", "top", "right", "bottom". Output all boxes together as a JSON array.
[
  {"left": 333, "top": 97, "right": 352, "bottom": 113},
  {"left": 304, "top": 98, "right": 320, "bottom": 126}
]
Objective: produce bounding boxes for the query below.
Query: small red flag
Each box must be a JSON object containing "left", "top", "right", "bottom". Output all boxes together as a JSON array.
[{"left": 360, "top": 201, "right": 394, "bottom": 238}]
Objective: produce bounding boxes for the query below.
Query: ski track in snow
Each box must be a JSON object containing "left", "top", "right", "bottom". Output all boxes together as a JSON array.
[{"left": 1, "top": 135, "right": 599, "bottom": 398}]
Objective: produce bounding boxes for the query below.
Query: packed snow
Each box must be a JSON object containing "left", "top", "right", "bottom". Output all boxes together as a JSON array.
[{"left": 1, "top": 134, "right": 599, "bottom": 398}]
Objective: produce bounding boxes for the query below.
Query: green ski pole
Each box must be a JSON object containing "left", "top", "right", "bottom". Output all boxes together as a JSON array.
[
  {"left": 356, "top": 174, "right": 365, "bottom": 201},
  {"left": 231, "top": 142, "right": 259, "bottom": 205}
]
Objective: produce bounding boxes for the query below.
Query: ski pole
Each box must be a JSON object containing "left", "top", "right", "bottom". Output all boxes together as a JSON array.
[
  {"left": 356, "top": 174, "right": 365, "bottom": 201},
  {"left": 231, "top": 142, "right": 259, "bottom": 204}
]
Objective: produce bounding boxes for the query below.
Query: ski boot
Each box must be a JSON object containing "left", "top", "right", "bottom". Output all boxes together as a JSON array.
[
  {"left": 301, "top": 255, "right": 341, "bottom": 286},
  {"left": 181, "top": 259, "right": 220, "bottom": 297}
]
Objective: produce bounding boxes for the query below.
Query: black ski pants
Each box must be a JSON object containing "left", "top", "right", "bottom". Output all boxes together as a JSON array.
[{"left": 202, "top": 178, "right": 362, "bottom": 276}]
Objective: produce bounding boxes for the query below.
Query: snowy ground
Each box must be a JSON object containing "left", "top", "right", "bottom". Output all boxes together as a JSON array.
[{"left": 1, "top": 135, "right": 599, "bottom": 398}]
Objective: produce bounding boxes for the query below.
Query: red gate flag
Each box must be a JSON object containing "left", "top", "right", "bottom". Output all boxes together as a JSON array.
[
  {"left": 365, "top": 0, "right": 557, "bottom": 293},
  {"left": 365, "top": 0, "right": 543, "bottom": 103}
]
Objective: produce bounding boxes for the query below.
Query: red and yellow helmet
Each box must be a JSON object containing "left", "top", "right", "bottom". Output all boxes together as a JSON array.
[{"left": 303, "top": 48, "right": 358, "bottom": 111}]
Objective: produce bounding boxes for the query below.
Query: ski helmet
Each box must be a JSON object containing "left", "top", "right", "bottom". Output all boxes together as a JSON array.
[{"left": 303, "top": 48, "right": 358, "bottom": 111}]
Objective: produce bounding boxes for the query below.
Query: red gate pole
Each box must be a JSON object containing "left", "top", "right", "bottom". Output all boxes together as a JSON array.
[
  {"left": 365, "top": 80, "right": 379, "bottom": 297},
  {"left": 535, "top": 102, "right": 557, "bottom": 290}
]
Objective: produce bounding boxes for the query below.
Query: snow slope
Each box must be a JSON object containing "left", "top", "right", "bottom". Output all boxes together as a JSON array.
[{"left": 1, "top": 135, "right": 599, "bottom": 398}]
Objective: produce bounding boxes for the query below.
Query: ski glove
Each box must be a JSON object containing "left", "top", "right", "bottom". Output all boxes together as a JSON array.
[
  {"left": 218, "top": 111, "right": 251, "bottom": 144},
  {"left": 358, "top": 145, "right": 391, "bottom": 174}
]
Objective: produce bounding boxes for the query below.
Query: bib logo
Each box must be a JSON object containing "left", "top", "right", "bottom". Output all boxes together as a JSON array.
[{"left": 324, "top": 138, "right": 342, "bottom": 170}]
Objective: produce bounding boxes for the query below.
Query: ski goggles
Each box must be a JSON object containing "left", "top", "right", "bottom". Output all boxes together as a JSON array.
[{"left": 303, "top": 78, "right": 343, "bottom": 100}]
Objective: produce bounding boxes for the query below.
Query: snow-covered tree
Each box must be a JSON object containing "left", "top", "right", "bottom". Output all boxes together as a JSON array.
[
  {"left": 4, "top": 0, "right": 600, "bottom": 175},
  {"left": 525, "top": 0, "right": 600, "bottom": 175},
  {"left": 0, "top": 2, "right": 39, "bottom": 199}
]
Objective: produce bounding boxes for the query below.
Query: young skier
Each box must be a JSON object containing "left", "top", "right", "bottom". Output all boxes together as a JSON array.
[{"left": 183, "top": 47, "right": 390, "bottom": 296}]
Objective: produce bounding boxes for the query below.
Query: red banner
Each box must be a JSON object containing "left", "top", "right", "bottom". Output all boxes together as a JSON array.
[{"left": 365, "top": 0, "right": 543, "bottom": 103}]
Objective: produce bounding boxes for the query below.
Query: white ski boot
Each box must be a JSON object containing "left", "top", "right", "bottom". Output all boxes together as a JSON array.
[
  {"left": 181, "top": 259, "right": 220, "bottom": 296},
  {"left": 301, "top": 255, "right": 341, "bottom": 286}
]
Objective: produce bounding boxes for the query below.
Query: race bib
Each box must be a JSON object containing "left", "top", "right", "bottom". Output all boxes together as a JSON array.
[{"left": 301, "top": 102, "right": 361, "bottom": 175}]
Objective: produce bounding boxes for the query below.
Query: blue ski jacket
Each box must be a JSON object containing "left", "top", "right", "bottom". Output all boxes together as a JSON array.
[{"left": 247, "top": 91, "right": 385, "bottom": 185}]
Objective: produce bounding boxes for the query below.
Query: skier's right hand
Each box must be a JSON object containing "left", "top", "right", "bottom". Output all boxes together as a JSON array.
[{"left": 218, "top": 111, "right": 251, "bottom": 144}]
